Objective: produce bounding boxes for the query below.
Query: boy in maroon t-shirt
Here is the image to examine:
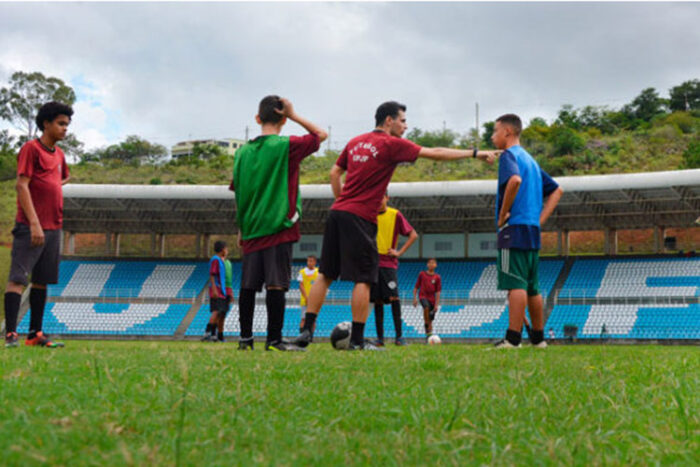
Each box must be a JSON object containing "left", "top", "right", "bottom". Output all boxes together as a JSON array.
[
  {"left": 294, "top": 101, "right": 499, "bottom": 350},
  {"left": 4, "top": 102, "right": 73, "bottom": 348},
  {"left": 413, "top": 258, "right": 442, "bottom": 338}
]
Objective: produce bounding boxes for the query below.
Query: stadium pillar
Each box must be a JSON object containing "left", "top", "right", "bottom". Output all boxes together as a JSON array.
[
  {"left": 418, "top": 234, "right": 423, "bottom": 258},
  {"left": 159, "top": 234, "right": 166, "bottom": 258},
  {"left": 203, "top": 234, "right": 211, "bottom": 257},
  {"left": 105, "top": 233, "right": 112, "bottom": 255},
  {"left": 114, "top": 233, "right": 121, "bottom": 257},
  {"left": 654, "top": 226, "right": 665, "bottom": 253},
  {"left": 195, "top": 233, "right": 202, "bottom": 258},
  {"left": 150, "top": 233, "right": 157, "bottom": 256},
  {"left": 605, "top": 228, "right": 618, "bottom": 256},
  {"left": 65, "top": 231, "right": 75, "bottom": 255},
  {"left": 559, "top": 230, "right": 570, "bottom": 256}
]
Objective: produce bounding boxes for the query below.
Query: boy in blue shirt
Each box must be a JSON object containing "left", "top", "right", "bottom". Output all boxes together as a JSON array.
[
  {"left": 491, "top": 114, "right": 563, "bottom": 348},
  {"left": 203, "top": 241, "right": 228, "bottom": 342}
]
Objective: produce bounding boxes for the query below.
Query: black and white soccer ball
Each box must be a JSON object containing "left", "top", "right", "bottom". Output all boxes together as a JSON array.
[{"left": 330, "top": 321, "right": 352, "bottom": 350}]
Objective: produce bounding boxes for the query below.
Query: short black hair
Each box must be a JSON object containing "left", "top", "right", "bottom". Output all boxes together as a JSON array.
[
  {"left": 495, "top": 114, "right": 522, "bottom": 135},
  {"left": 375, "top": 101, "right": 406, "bottom": 127},
  {"left": 214, "top": 240, "right": 227, "bottom": 253},
  {"left": 258, "top": 95, "right": 284, "bottom": 124},
  {"left": 35, "top": 101, "right": 73, "bottom": 132},
  {"left": 427, "top": 258, "right": 437, "bottom": 263},
  {"left": 307, "top": 255, "right": 317, "bottom": 260}
]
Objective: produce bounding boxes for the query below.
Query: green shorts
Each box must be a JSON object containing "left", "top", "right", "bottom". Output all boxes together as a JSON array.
[{"left": 497, "top": 248, "right": 540, "bottom": 296}]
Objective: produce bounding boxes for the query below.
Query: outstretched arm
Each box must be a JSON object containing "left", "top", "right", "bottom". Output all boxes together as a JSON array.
[
  {"left": 418, "top": 147, "right": 499, "bottom": 164},
  {"left": 389, "top": 230, "right": 418, "bottom": 258},
  {"left": 276, "top": 98, "right": 328, "bottom": 142}
]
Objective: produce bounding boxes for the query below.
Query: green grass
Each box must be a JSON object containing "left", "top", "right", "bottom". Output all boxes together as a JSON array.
[{"left": 0, "top": 342, "right": 697, "bottom": 465}]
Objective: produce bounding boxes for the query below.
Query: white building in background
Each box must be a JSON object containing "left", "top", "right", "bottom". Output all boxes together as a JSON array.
[{"left": 171, "top": 138, "right": 246, "bottom": 158}]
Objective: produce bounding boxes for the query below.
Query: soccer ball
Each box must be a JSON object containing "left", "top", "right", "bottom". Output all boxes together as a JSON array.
[
  {"left": 428, "top": 334, "right": 442, "bottom": 345},
  {"left": 330, "top": 321, "right": 352, "bottom": 350}
]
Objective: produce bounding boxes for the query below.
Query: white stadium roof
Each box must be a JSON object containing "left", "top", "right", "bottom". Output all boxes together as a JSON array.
[{"left": 63, "top": 169, "right": 700, "bottom": 234}]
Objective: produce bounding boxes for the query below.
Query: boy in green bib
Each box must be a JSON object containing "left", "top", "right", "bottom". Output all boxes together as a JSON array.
[{"left": 231, "top": 96, "right": 327, "bottom": 351}]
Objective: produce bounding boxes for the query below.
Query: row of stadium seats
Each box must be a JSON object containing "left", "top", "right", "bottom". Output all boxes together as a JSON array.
[
  {"left": 546, "top": 304, "right": 700, "bottom": 340},
  {"left": 559, "top": 257, "right": 699, "bottom": 298}
]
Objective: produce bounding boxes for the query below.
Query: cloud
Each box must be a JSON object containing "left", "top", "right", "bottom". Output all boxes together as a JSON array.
[{"left": 0, "top": 2, "right": 698, "bottom": 152}]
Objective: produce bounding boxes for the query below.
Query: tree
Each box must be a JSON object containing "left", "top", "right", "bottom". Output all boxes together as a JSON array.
[
  {"left": 627, "top": 87, "right": 667, "bottom": 122},
  {"left": 669, "top": 80, "right": 700, "bottom": 112},
  {"left": 548, "top": 126, "right": 585, "bottom": 157},
  {"left": 94, "top": 135, "right": 168, "bottom": 165},
  {"left": 0, "top": 71, "right": 76, "bottom": 139},
  {"left": 406, "top": 128, "right": 459, "bottom": 147},
  {"left": 555, "top": 105, "right": 582, "bottom": 130},
  {"left": 481, "top": 122, "right": 495, "bottom": 148},
  {"left": 191, "top": 142, "right": 227, "bottom": 160},
  {"left": 0, "top": 129, "right": 17, "bottom": 180}
]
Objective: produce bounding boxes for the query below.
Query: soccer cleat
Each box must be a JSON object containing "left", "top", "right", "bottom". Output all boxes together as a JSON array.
[
  {"left": 348, "top": 340, "right": 386, "bottom": 351},
  {"left": 493, "top": 339, "right": 521, "bottom": 349},
  {"left": 238, "top": 340, "right": 254, "bottom": 351},
  {"left": 394, "top": 337, "right": 407, "bottom": 346},
  {"left": 25, "top": 332, "right": 64, "bottom": 348},
  {"left": 265, "top": 340, "right": 306, "bottom": 352},
  {"left": 292, "top": 329, "right": 313, "bottom": 348},
  {"left": 372, "top": 339, "right": 385, "bottom": 347},
  {"left": 531, "top": 340, "right": 548, "bottom": 349},
  {"left": 5, "top": 332, "right": 19, "bottom": 348}
]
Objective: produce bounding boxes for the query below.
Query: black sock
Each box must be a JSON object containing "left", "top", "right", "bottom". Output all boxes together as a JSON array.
[
  {"left": 4, "top": 292, "right": 21, "bottom": 334},
  {"left": 506, "top": 329, "right": 522, "bottom": 346},
  {"left": 238, "top": 288, "right": 256, "bottom": 340},
  {"left": 351, "top": 321, "right": 365, "bottom": 346},
  {"left": 530, "top": 329, "right": 544, "bottom": 344},
  {"left": 265, "top": 289, "right": 285, "bottom": 344},
  {"left": 29, "top": 287, "right": 47, "bottom": 335},
  {"left": 391, "top": 300, "right": 402, "bottom": 339},
  {"left": 218, "top": 330, "right": 224, "bottom": 341},
  {"left": 303, "top": 312, "right": 317, "bottom": 332},
  {"left": 374, "top": 303, "right": 384, "bottom": 342},
  {"left": 205, "top": 323, "right": 213, "bottom": 334}
]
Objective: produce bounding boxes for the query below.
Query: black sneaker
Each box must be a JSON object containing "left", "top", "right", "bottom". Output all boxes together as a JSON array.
[
  {"left": 265, "top": 340, "right": 306, "bottom": 352},
  {"left": 293, "top": 329, "right": 313, "bottom": 348},
  {"left": 348, "top": 340, "right": 386, "bottom": 351},
  {"left": 5, "top": 332, "right": 19, "bottom": 348},
  {"left": 238, "top": 339, "right": 254, "bottom": 351}
]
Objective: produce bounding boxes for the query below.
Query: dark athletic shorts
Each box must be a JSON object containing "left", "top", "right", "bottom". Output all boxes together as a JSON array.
[
  {"left": 8, "top": 222, "right": 62, "bottom": 286},
  {"left": 420, "top": 298, "right": 435, "bottom": 313},
  {"left": 210, "top": 297, "right": 228, "bottom": 314},
  {"left": 241, "top": 242, "right": 293, "bottom": 292},
  {"left": 319, "top": 210, "right": 379, "bottom": 284},
  {"left": 371, "top": 267, "right": 399, "bottom": 302}
]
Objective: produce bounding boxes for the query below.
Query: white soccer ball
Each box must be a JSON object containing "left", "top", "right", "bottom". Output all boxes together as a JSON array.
[
  {"left": 330, "top": 321, "right": 352, "bottom": 350},
  {"left": 428, "top": 334, "right": 442, "bottom": 345}
]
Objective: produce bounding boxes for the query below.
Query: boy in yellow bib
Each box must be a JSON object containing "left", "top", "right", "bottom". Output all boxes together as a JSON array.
[
  {"left": 371, "top": 193, "right": 418, "bottom": 346},
  {"left": 297, "top": 255, "right": 319, "bottom": 336}
]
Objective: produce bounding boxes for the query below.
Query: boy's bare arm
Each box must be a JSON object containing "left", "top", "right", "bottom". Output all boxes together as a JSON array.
[
  {"left": 276, "top": 98, "right": 328, "bottom": 142},
  {"left": 16, "top": 174, "right": 44, "bottom": 246},
  {"left": 419, "top": 147, "right": 499, "bottom": 164},
  {"left": 498, "top": 175, "right": 522, "bottom": 228},
  {"left": 330, "top": 164, "right": 345, "bottom": 199},
  {"left": 540, "top": 187, "right": 563, "bottom": 226}
]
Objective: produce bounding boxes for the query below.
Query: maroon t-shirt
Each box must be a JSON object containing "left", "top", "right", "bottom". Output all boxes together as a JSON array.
[
  {"left": 231, "top": 133, "right": 320, "bottom": 255},
  {"left": 331, "top": 131, "right": 420, "bottom": 223},
  {"left": 378, "top": 210, "right": 414, "bottom": 269},
  {"left": 16, "top": 139, "right": 69, "bottom": 230},
  {"left": 415, "top": 271, "right": 442, "bottom": 303}
]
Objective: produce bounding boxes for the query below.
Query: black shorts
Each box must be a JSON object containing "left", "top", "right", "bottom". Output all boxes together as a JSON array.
[
  {"left": 241, "top": 242, "right": 293, "bottom": 292},
  {"left": 419, "top": 298, "right": 435, "bottom": 313},
  {"left": 210, "top": 297, "right": 227, "bottom": 314},
  {"left": 319, "top": 210, "right": 379, "bottom": 284},
  {"left": 371, "top": 267, "right": 399, "bottom": 302},
  {"left": 8, "top": 222, "right": 62, "bottom": 286}
]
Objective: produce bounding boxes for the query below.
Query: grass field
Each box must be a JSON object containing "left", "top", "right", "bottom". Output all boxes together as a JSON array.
[{"left": 0, "top": 342, "right": 697, "bottom": 466}]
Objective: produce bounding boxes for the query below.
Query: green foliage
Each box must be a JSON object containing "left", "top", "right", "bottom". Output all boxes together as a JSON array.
[
  {"left": 480, "top": 121, "right": 495, "bottom": 149},
  {"left": 86, "top": 135, "right": 168, "bottom": 165},
  {"left": 0, "top": 130, "right": 17, "bottom": 181},
  {"left": 682, "top": 140, "right": 700, "bottom": 169},
  {"left": 191, "top": 142, "right": 226, "bottom": 160},
  {"left": 628, "top": 87, "right": 667, "bottom": 122},
  {"left": 669, "top": 79, "right": 700, "bottom": 112},
  {"left": 549, "top": 126, "right": 586, "bottom": 157},
  {"left": 0, "top": 342, "right": 697, "bottom": 465},
  {"left": 0, "top": 71, "right": 77, "bottom": 139},
  {"left": 406, "top": 128, "right": 459, "bottom": 147}
]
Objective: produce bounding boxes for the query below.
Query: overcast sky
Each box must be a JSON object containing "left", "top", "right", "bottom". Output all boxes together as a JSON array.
[{"left": 1, "top": 1, "right": 699, "bottom": 152}]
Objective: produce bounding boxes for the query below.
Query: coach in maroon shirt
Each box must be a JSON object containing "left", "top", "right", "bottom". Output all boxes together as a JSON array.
[
  {"left": 4, "top": 102, "right": 73, "bottom": 349},
  {"left": 295, "top": 101, "right": 499, "bottom": 350}
]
